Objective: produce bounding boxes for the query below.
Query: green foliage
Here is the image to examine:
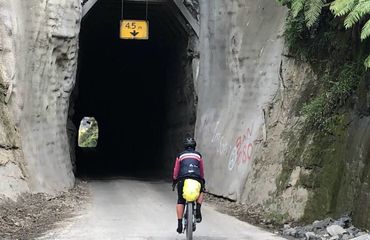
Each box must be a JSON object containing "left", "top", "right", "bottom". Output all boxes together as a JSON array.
[
  {"left": 292, "top": 0, "right": 305, "bottom": 17},
  {"left": 329, "top": 0, "right": 356, "bottom": 17},
  {"left": 305, "top": 0, "right": 325, "bottom": 27},
  {"left": 284, "top": 13, "right": 310, "bottom": 58},
  {"left": 279, "top": 0, "right": 370, "bottom": 68},
  {"left": 365, "top": 55, "right": 370, "bottom": 67},
  {"left": 78, "top": 119, "right": 99, "bottom": 148},
  {"left": 302, "top": 63, "right": 365, "bottom": 133},
  {"left": 278, "top": 0, "right": 325, "bottom": 27},
  {"left": 329, "top": 0, "right": 370, "bottom": 67},
  {"left": 339, "top": 1, "right": 370, "bottom": 29},
  {"left": 361, "top": 19, "right": 370, "bottom": 40}
]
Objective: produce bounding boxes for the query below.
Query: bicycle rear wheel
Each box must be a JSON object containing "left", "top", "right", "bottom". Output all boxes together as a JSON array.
[{"left": 186, "top": 202, "right": 193, "bottom": 240}]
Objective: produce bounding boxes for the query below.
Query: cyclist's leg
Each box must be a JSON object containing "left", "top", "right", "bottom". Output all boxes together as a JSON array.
[
  {"left": 176, "top": 180, "right": 186, "bottom": 233},
  {"left": 197, "top": 192, "right": 204, "bottom": 204},
  {"left": 176, "top": 204, "right": 185, "bottom": 219},
  {"left": 195, "top": 181, "right": 204, "bottom": 223}
]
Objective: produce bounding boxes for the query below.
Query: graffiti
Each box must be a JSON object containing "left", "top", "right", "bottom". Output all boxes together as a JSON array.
[
  {"left": 212, "top": 121, "right": 233, "bottom": 156},
  {"left": 228, "top": 147, "right": 237, "bottom": 170},
  {"left": 211, "top": 121, "right": 254, "bottom": 171},
  {"left": 228, "top": 126, "right": 254, "bottom": 171},
  {"left": 236, "top": 128, "right": 253, "bottom": 164}
]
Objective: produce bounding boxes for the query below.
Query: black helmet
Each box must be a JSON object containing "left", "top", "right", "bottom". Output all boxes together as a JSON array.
[{"left": 183, "top": 137, "right": 196, "bottom": 149}]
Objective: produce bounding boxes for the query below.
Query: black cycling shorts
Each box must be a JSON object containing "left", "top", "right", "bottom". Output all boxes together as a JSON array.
[{"left": 177, "top": 179, "right": 204, "bottom": 205}]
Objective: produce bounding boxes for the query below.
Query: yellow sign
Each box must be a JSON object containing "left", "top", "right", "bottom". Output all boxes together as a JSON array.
[{"left": 120, "top": 20, "right": 149, "bottom": 40}]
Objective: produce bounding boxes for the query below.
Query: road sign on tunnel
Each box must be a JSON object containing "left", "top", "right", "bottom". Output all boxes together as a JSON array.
[{"left": 120, "top": 20, "right": 149, "bottom": 40}]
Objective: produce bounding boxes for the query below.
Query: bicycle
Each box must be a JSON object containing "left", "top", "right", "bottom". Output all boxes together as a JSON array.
[
  {"left": 183, "top": 199, "right": 196, "bottom": 240},
  {"left": 173, "top": 178, "right": 202, "bottom": 240}
]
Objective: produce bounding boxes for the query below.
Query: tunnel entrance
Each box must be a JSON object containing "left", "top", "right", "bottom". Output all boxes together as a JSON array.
[{"left": 69, "top": 0, "right": 198, "bottom": 179}]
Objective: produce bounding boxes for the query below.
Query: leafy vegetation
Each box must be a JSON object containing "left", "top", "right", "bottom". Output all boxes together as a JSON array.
[
  {"left": 302, "top": 62, "right": 366, "bottom": 133},
  {"left": 278, "top": 0, "right": 368, "bottom": 133},
  {"left": 78, "top": 118, "right": 99, "bottom": 148},
  {"left": 278, "top": 0, "right": 370, "bottom": 68},
  {"left": 277, "top": 0, "right": 370, "bottom": 225}
]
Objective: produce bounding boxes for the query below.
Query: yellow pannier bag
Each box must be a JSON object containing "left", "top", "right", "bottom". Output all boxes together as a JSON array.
[{"left": 182, "top": 179, "right": 201, "bottom": 202}]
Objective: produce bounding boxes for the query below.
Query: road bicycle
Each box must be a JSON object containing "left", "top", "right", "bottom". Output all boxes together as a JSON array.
[
  {"left": 183, "top": 199, "right": 196, "bottom": 240},
  {"left": 173, "top": 178, "right": 202, "bottom": 240}
]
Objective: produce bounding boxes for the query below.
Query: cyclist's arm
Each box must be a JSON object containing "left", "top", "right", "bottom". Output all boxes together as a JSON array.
[
  {"left": 199, "top": 158, "right": 204, "bottom": 179},
  {"left": 173, "top": 157, "right": 180, "bottom": 181}
]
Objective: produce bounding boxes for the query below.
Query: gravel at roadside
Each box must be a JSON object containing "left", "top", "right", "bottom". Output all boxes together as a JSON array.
[
  {"left": 204, "top": 193, "right": 274, "bottom": 229},
  {"left": 205, "top": 193, "right": 370, "bottom": 240},
  {"left": 0, "top": 180, "right": 89, "bottom": 240}
]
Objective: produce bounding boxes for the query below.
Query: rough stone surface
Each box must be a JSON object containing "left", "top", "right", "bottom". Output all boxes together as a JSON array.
[
  {"left": 238, "top": 50, "right": 319, "bottom": 220},
  {"left": 327, "top": 225, "right": 347, "bottom": 236},
  {"left": 0, "top": 161, "right": 28, "bottom": 200},
  {"left": 161, "top": 33, "right": 198, "bottom": 175},
  {"left": 0, "top": 0, "right": 29, "bottom": 199},
  {"left": 2, "top": 0, "right": 370, "bottom": 231},
  {"left": 0, "top": 0, "right": 81, "bottom": 197},
  {"left": 195, "top": 0, "right": 370, "bottom": 227},
  {"left": 196, "top": 0, "right": 286, "bottom": 200},
  {"left": 281, "top": 217, "right": 370, "bottom": 240}
]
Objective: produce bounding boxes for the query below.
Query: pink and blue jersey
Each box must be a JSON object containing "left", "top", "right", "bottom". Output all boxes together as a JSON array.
[{"left": 173, "top": 150, "right": 204, "bottom": 180}]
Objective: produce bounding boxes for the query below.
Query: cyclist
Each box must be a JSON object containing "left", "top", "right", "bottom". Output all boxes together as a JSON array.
[{"left": 173, "top": 136, "right": 205, "bottom": 234}]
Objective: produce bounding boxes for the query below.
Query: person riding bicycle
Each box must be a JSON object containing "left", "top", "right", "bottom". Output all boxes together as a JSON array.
[{"left": 173, "top": 136, "right": 205, "bottom": 234}]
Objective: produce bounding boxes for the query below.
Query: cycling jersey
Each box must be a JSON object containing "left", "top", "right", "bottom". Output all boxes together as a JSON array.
[{"left": 173, "top": 149, "right": 204, "bottom": 181}]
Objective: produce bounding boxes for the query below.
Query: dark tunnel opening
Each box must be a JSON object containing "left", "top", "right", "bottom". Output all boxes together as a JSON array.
[{"left": 69, "top": 0, "right": 198, "bottom": 179}]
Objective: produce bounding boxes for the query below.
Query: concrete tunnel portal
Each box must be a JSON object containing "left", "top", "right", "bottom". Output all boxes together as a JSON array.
[{"left": 70, "top": 0, "right": 198, "bottom": 178}]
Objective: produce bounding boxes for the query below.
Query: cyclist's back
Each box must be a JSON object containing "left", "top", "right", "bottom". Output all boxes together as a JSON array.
[
  {"left": 175, "top": 149, "right": 204, "bottom": 181},
  {"left": 172, "top": 137, "right": 205, "bottom": 234}
]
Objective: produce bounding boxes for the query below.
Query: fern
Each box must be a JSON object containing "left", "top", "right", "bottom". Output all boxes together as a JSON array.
[
  {"left": 344, "top": 0, "right": 370, "bottom": 29},
  {"left": 365, "top": 55, "right": 370, "bottom": 69},
  {"left": 279, "top": 0, "right": 370, "bottom": 69},
  {"left": 305, "top": 0, "right": 324, "bottom": 27},
  {"left": 330, "top": 0, "right": 357, "bottom": 17},
  {"left": 361, "top": 19, "right": 370, "bottom": 40},
  {"left": 292, "top": 0, "right": 305, "bottom": 17},
  {"left": 289, "top": 0, "right": 324, "bottom": 26}
]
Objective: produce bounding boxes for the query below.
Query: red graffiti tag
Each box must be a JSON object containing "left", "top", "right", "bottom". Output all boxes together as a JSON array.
[{"left": 235, "top": 128, "right": 253, "bottom": 165}]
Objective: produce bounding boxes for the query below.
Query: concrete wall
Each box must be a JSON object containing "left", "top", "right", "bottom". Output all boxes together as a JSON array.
[
  {"left": 0, "top": 0, "right": 80, "bottom": 197},
  {"left": 18, "top": 0, "right": 80, "bottom": 193},
  {"left": 0, "top": 0, "right": 29, "bottom": 195},
  {"left": 196, "top": 0, "right": 286, "bottom": 200},
  {"left": 0, "top": 0, "right": 30, "bottom": 199}
]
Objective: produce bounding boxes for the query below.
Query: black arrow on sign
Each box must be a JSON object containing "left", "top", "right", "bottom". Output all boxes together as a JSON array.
[{"left": 130, "top": 30, "right": 139, "bottom": 37}]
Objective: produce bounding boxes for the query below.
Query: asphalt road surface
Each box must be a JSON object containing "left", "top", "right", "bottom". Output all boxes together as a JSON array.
[{"left": 39, "top": 179, "right": 286, "bottom": 240}]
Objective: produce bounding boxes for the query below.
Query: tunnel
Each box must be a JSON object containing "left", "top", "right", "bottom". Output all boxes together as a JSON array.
[{"left": 69, "top": 0, "right": 198, "bottom": 179}]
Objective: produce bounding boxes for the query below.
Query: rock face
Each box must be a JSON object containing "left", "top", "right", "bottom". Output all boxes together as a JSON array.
[
  {"left": 240, "top": 56, "right": 314, "bottom": 221},
  {"left": 196, "top": 0, "right": 286, "bottom": 200},
  {"left": 197, "top": 0, "right": 370, "bottom": 228},
  {"left": 0, "top": 0, "right": 29, "bottom": 199},
  {"left": 1, "top": 0, "right": 370, "bottom": 229},
  {"left": 0, "top": 0, "right": 81, "bottom": 197}
]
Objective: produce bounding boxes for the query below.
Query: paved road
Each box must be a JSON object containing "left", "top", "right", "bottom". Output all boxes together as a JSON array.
[{"left": 39, "top": 179, "right": 286, "bottom": 240}]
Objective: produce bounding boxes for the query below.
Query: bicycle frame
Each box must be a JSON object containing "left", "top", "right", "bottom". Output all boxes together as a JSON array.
[
  {"left": 173, "top": 178, "right": 202, "bottom": 239},
  {"left": 183, "top": 201, "right": 196, "bottom": 240}
]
